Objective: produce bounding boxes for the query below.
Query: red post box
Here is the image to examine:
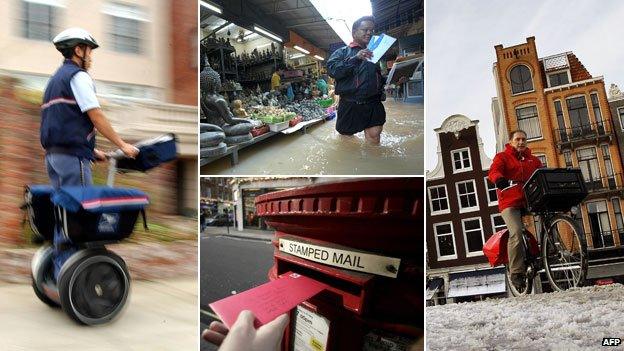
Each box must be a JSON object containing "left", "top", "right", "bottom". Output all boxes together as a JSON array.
[{"left": 255, "top": 178, "right": 423, "bottom": 351}]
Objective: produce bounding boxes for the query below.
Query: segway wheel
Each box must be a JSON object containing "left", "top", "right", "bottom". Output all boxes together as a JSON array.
[
  {"left": 58, "top": 249, "right": 130, "bottom": 325},
  {"left": 31, "top": 245, "right": 60, "bottom": 308}
]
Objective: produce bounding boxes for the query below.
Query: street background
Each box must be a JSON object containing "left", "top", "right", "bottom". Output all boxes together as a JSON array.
[{"left": 200, "top": 226, "right": 274, "bottom": 351}]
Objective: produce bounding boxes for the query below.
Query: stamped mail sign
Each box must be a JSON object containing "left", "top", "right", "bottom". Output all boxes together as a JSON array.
[{"left": 279, "top": 238, "right": 401, "bottom": 278}]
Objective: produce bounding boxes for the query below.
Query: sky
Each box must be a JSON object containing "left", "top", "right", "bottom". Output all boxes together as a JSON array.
[{"left": 426, "top": 0, "right": 624, "bottom": 172}]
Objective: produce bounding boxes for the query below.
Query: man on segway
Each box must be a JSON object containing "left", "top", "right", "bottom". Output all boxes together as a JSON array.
[
  {"left": 40, "top": 27, "right": 138, "bottom": 282},
  {"left": 488, "top": 130, "right": 542, "bottom": 292}
]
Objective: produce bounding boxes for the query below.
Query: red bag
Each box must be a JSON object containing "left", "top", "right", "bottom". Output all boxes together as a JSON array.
[
  {"left": 483, "top": 229, "right": 509, "bottom": 267},
  {"left": 289, "top": 115, "right": 302, "bottom": 127}
]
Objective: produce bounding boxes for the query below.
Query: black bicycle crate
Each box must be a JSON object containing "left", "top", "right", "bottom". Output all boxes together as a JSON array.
[{"left": 523, "top": 168, "right": 587, "bottom": 213}]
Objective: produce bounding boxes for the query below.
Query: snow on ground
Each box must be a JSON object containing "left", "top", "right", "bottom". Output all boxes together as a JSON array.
[{"left": 426, "top": 284, "right": 624, "bottom": 350}]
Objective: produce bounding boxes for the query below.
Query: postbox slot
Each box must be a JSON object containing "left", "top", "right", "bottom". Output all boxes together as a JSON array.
[
  {"left": 274, "top": 251, "right": 374, "bottom": 314},
  {"left": 277, "top": 260, "right": 362, "bottom": 297}
]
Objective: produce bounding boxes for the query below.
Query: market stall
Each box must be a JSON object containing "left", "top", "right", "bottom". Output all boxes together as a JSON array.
[{"left": 199, "top": 7, "right": 337, "bottom": 168}]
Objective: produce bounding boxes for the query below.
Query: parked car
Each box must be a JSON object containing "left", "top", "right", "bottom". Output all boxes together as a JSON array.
[{"left": 206, "top": 213, "right": 233, "bottom": 226}]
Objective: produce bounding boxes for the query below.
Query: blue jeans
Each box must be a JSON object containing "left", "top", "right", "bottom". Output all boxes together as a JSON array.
[{"left": 45, "top": 153, "right": 93, "bottom": 281}]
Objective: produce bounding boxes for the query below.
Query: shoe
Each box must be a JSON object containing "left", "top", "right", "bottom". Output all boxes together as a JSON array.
[{"left": 510, "top": 273, "right": 526, "bottom": 292}]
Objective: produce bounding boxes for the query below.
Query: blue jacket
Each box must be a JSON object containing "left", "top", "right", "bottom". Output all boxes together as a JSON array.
[
  {"left": 40, "top": 60, "right": 96, "bottom": 160},
  {"left": 327, "top": 43, "right": 384, "bottom": 100}
]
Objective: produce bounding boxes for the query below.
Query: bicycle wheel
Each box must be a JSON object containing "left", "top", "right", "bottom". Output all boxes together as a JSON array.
[
  {"left": 542, "top": 215, "right": 587, "bottom": 291},
  {"left": 505, "top": 265, "right": 532, "bottom": 296}
]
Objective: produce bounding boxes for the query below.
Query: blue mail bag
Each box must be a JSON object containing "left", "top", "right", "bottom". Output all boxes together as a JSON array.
[
  {"left": 52, "top": 186, "right": 149, "bottom": 243},
  {"left": 116, "top": 133, "right": 177, "bottom": 172},
  {"left": 23, "top": 185, "right": 56, "bottom": 243}
]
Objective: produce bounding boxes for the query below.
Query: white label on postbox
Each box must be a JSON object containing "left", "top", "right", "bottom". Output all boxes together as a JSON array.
[
  {"left": 292, "top": 306, "right": 330, "bottom": 351},
  {"left": 278, "top": 238, "right": 401, "bottom": 278}
]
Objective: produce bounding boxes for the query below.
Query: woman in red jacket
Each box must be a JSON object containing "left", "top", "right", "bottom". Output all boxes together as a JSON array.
[{"left": 488, "top": 130, "right": 542, "bottom": 291}]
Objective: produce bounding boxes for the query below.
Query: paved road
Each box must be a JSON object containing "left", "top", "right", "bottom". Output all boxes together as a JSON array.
[
  {"left": 0, "top": 279, "right": 197, "bottom": 351},
  {"left": 199, "top": 233, "right": 274, "bottom": 351}
]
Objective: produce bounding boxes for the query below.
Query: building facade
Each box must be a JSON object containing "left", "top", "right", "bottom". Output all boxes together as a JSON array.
[
  {"left": 0, "top": 0, "right": 175, "bottom": 99},
  {"left": 426, "top": 115, "right": 507, "bottom": 304},
  {"left": 608, "top": 83, "right": 624, "bottom": 166},
  {"left": 492, "top": 37, "right": 624, "bottom": 279}
]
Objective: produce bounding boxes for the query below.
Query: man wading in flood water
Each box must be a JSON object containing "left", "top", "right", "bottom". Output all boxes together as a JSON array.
[{"left": 327, "top": 16, "right": 386, "bottom": 145}]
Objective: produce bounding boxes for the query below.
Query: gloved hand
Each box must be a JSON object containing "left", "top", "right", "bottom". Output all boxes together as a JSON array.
[{"left": 495, "top": 178, "right": 510, "bottom": 190}]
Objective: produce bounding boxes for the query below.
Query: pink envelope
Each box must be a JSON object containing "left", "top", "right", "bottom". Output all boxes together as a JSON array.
[{"left": 209, "top": 272, "right": 327, "bottom": 328}]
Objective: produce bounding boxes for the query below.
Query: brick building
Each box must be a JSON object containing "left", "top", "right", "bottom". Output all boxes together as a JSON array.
[
  {"left": 492, "top": 37, "right": 624, "bottom": 279},
  {"left": 426, "top": 114, "right": 507, "bottom": 304},
  {"left": 170, "top": 0, "right": 197, "bottom": 106}
]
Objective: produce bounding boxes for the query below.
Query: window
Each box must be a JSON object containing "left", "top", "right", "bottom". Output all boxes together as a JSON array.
[
  {"left": 434, "top": 222, "right": 457, "bottom": 260},
  {"left": 611, "top": 198, "right": 624, "bottom": 244},
  {"left": 509, "top": 65, "right": 533, "bottom": 94},
  {"left": 576, "top": 147, "right": 602, "bottom": 190},
  {"left": 491, "top": 214, "right": 507, "bottom": 233},
  {"left": 587, "top": 201, "right": 614, "bottom": 248},
  {"left": 590, "top": 93, "right": 604, "bottom": 133},
  {"left": 456, "top": 180, "right": 479, "bottom": 213},
  {"left": 20, "top": 0, "right": 61, "bottom": 41},
  {"left": 601, "top": 145, "right": 615, "bottom": 188},
  {"left": 484, "top": 177, "right": 498, "bottom": 205},
  {"left": 515, "top": 105, "right": 542, "bottom": 139},
  {"left": 428, "top": 185, "right": 450, "bottom": 215},
  {"left": 535, "top": 154, "right": 547, "bottom": 167},
  {"left": 548, "top": 71, "right": 570, "bottom": 87},
  {"left": 554, "top": 100, "right": 567, "bottom": 142},
  {"left": 618, "top": 107, "right": 624, "bottom": 131},
  {"left": 566, "top": 96, "right": 591, "bottom": 137},
  {"left": 563, "top": 149, "right": 573, "bottom": 167},
  {"left": 451, "top": 148, "right": 472, "bottom": 173},
  {"left": 462, "top": 217, "right": 485, "bottom": 256},
  {"left": 104, "top": 2, "right": 147, "bottom": 54}
]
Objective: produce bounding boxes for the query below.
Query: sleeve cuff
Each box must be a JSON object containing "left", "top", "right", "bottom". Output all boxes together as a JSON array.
[{"left": 81, "top": 104, "right": 101, "bottom": 113}]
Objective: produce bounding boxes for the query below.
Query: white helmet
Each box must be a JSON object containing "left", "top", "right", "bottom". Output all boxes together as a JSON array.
[{"left": 52, "top": 27, "right": 99, "bottom": 52}]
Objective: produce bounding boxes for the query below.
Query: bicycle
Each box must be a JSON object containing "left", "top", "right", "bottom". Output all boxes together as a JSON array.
[
  {"left": 502, "top": 168, "right": 589, "bottom": 296},
  {"left": 505, "top": 210, "right": 588, "bottom": 296}
]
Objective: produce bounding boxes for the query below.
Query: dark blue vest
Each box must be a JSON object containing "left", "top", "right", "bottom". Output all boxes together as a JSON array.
[{"left": 40, "top": 60, "right": 96, "bottom": 160}]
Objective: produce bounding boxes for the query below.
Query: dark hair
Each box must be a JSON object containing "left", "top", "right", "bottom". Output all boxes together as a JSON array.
[
  {"left": 509, "top": 129, "right": 527, "bottom": 139},
  {"left": 352, "top": 16, "right": 375, "bottom": 34},
  {"left": 60, "top": 44, "right": 87, "bottom": 59},
  {"left": 61, "top": 48, "right": 74, "bottom": 59}
]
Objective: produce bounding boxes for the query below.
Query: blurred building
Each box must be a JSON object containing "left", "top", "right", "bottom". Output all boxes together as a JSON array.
[
  {"left": 201, "top": 177, "right": 233, "bottom": 201},
  {"left": 0, "top": 1, "right": 197, "bottom": 244},
  {"left": 492, "top": 37, "right": 624, "bottom": 280},
  {"left": 3, "top": 1, "right": 158, "bottom": 98},
  {"left": 232, "top": 178, "right": 318, "bottom": 231},
  {"left": 426, "top": 115, "right": 507, "bottom": 304}
]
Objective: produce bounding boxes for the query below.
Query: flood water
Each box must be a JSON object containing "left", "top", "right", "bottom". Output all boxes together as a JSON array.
[{"left": 201, "top": 100, "right": 423, "bottom": 175}]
